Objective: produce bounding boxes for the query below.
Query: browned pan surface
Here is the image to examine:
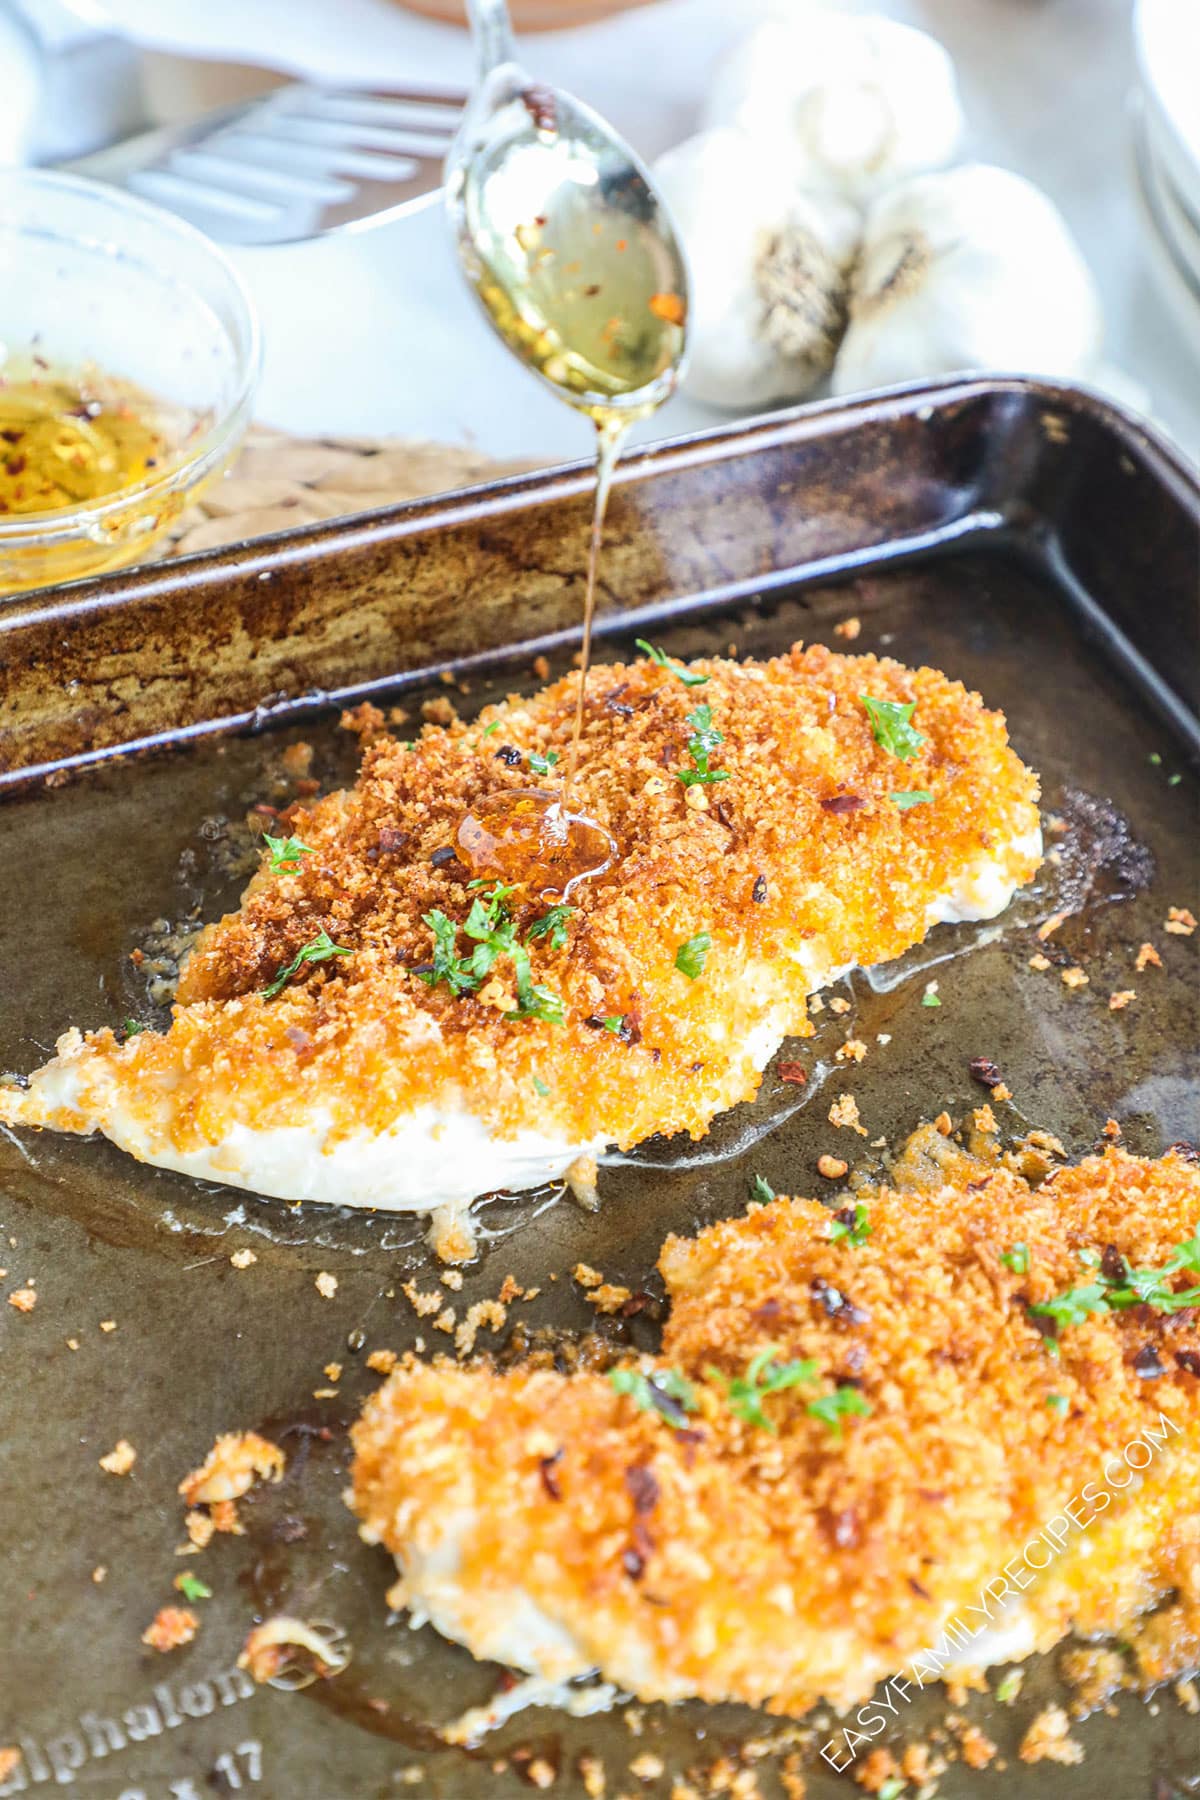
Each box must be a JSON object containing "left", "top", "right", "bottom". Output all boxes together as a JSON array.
[{"left": 0, "top": 383, "right": 1197, "bottom": 1799}]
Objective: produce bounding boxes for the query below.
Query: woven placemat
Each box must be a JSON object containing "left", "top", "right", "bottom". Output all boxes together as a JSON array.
[{"left": 163, "top": 425, "right": 536, "bottom": 560}]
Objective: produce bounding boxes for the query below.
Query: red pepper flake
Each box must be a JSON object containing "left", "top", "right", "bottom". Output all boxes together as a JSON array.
[
  {"left": 969, "top": 1056, "right": 1005, "bottom": 1089},
  {"left": 648, "top": 291, "right": 685, "bottom": 325},
  {"left": 821, "top": 793, "right": 864, "bottom": 814},
  {"left": 778, "top": 1062, "right": 807, "bottom": 1086}
]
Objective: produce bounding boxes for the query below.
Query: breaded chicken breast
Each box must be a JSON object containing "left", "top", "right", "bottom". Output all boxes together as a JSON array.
[
  {"left": 0, "top": 645, "right": 1039, "bottom": 1232},
  {"left": 350, "top": 1141, "right": 1200, "bottom": 1718}
]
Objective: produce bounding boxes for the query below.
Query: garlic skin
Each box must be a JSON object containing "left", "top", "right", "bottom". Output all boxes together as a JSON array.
[
  {"left": 832, "top": 165, "right": 1103, "bottom": 395},
  {"left": 703, "top": 8, "right": 964, "bottom": 205},
  {"left": 654, "top": 128, "right": 859, "bottom": 409}
]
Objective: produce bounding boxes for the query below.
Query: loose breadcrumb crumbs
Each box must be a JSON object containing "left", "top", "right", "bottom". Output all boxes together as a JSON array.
[
  {"left": 184, "top": 1509, "right": 215, "bottom": 1549},
  {"left": 573, "top": 1262, "right": 603, "bottom": 1289},
  {"left": 178, "top": 1431, "right": 285, "bottom": 1505},
  {"left": 1061, "top": 967, "right": 1089, "bottom": 989},
  {"left": 0, "top": 1752, "right": 20, "bottom": 1784},
  {"left": 1018, "top": 1705, "right": 1084, "bottom": 1765},
  {"left": 1165, "top": 907, "right": 1196, "bottom": 935},
  {"left": 455, "top": 1300, "right": 507, "bottom": 1357},
  {"left": 834, "top": 617, "right": 861, "bottom": 640},
  {"left": 315, "top": 1271, "right": 338, "bottom": 1299},
  {"left": 324, "top": 1362, "right": 343, "bottom": 1382},
  {"left": 1037, "top": 910, "right": 1067, "bottom": 941},
  {"left": 957, "top": 1724, "right": 998, "bottom": 1769},
  {"left": 836, "top": 1038, "right": 868, "bottom": 1063},
  {"left": 630, "top": 1752, "right": 665, "bottom": 1781},
  {"left": 99, "top": 1439, "right": 137, "bottom": 1475},
  {"left": 1028, "top": 951, "right": 1051, "bottom": 971},
  {"left": 586, "top": 1284, "right": 633, "bottom": 1315},
  {"left": 853, "top": 1747, "right": 898, "bottom": 1791},
  {"left": 402, "top": 1280, "right": 443, "bottom": 1318},
  {"left": 829, "top": 996, "right": 852, "bottom": 1016},
  {"left": 1103, "top": 1118, "right": 1122, "bottom": 1140},
  {"left": 91, "top": 1566, "right": 107, "bottom": 1584},
  {"left": 828, "top": 1093, "right": 866, "bottom": 1134},
  {"left": 579, "top": 1753, "right": 607, "bottom": 1797},
  {"left": 440, "top": 1269, "right": 464, "bottom": 1291},
  {"left": 973, "top": 1104, "right": 998, "bottom": 1135},
  {"left": 230, "top": 1248, "right": 257, "bottom": 1269},
  {"left": 526, "top": 1758, "right": 557, "bottom": 1789},
  {"left": 1175, "top": 1678, "right": 1199, "bottom": 1716},
  {"left": 66, "top": 1337, "right": 79, "bottom": 1350},
  {"left": 100, "top": 1319, "right": 117, "bottom": 1332},
  {"left": 1135, "top": 942, "right": 1162, "bottom": 971},
  {"left": 1109, "top": 990, "right": 1136, "bottom": 1010},
  {"left": 7, "top": 1287, "right": 36, "bottom": 1312},
  {"left": 142, "top": 1606, "right": 198, "bottom": 1652},
  {"left": 934, "top": 1111, "right": 953, "bottom": 1135},
  {"left": 433, "top": 1308, "right": 456, "bottom": 1334},
  {"left": 367, "top": 1349, "right": 398, "bottom": 1375},
  {"left": 817, "top": 1154, "right": 848, "bottom": 1180}
]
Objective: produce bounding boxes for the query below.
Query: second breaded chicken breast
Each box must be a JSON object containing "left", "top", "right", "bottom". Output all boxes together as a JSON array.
[
  {"left": 350, "top": 1141, "right": 1200, "bottom": 1719},
  {"left": 1, "top": 644, "right": 1039, "bottom": 1234}
]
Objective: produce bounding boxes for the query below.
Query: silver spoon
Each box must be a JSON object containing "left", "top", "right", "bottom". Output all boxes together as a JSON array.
[{"left": 445, "top": 0, "right": 690, "bottom": 423}]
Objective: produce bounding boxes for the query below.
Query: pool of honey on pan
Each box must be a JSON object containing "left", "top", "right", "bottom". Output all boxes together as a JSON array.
[{"left": 0, "top": 554, "right": 1196, "bottom": 1798}]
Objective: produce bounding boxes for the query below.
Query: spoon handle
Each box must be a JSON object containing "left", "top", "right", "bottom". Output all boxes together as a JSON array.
[{"left": 466, "top": 0, "right": 519, "bottom": 76}]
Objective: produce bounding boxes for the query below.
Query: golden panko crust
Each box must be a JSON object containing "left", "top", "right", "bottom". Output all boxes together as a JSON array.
[
  {"left": 350, "top": 1145, "right": 1200, "bottom": 1715},
  {"left": 1, "top": 645, "right": 1039, "bottom": 1156}
]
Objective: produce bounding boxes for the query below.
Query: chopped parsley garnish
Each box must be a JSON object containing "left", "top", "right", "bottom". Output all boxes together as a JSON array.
[
  {"left": 1029, "top": 1228, "right": 1200, "bottom": 1346},
  {"left": 1168, "top": 772, "right": 1182, "bottom": 786},
  {"left": 1045, "top": 1393, "right": 1069, "bottom": 1416},
  {"left": 890, "top": 790, "right": 933, "bottom": 810},
  {"left": 175, "top": 1573, "right": 213, "bottom": 1602},
  {"left": 709, "top": 1345, "right": 818, "bottom": 1433},
  {"left": 262, "top": 831, "right": 313, "bottom": 872},
  {"left": 1030, "top": 1280, "right": 1109, "bottom": 1332},
  {"left": 921, "top": 990, "right": 941, "bottom": 1007},
  {"left": 481, "top": 719, "right": 501, "bottom": 737},
  {"left": 602, "top": 1014, "right": 625, "bottom": 1034},
  {"left": 532, "top": 1074, "right": 550, "bottom": 1097},
  {"left": 994, "top": 1670, "right": 1023, "bottom": 1705},
  {"left": 635, "top": 637, "right": 709, "bottom": 687},
  {"left": 877, "top": 1782, "right": 906, "bottom": 1800},
  {"left": 675, "top": 932, "right": 711, "bottom": 980},
  {"left": 860, "top": 693, "right": 926, "bottom": 762},
  {"left": 528, "top": 749, "right": 559, "bottom": 776},
  {"left": 806, "top": 1384, "right": 873, "bottom": 1438},
  {"left": 829, "top": 1201, "right": 872, "bottom": 1247},
  {"left": 417, "top": 883, "right": 565, "bottom": 1024},
  {"left": 677, "top": 703, "right": 731, "bottom": 787},
  {"left": 748, "top": 1174, "right": 775, "bottom": 1203},
  {"left": 609, "top": 1366, "right": 699, "bottom": 1427},
  {"left": 121, "top": 1019, "right": 144, "bottom": 1038},
  {"left": 1001, "top": 1243, "right": 1030, "bottom": 1275},
  {"left": 525, "top": 903, "right": 573, "bottom": 953},
  {"left": 263, "top": 928, "right": 352, "bottom": 1000}
]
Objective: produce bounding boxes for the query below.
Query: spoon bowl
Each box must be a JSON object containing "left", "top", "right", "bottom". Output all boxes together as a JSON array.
[{"left": 445, "top": 10, "right": 689, "bottom": 418}]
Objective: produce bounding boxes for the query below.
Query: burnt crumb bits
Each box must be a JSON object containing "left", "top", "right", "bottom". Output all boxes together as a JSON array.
[
  {"left": 1132, "top": 1344, "right": 1166, "bottom": 1380},
  {"left": 969, "top": 1057, "right": 1005, "bottom": 1089},
  {"left": 811, "top": 1275, "right": 869, "bottom": 1326},
  {"left": 539, "top": 1450, "right": 564, "bottom": 1501},
  {"left": 494, "top": 745, "right": 523, "bottom": 767},
  {"left": 1169, "top": 1142, "right": 1199, "bottom": 1164},
  {"left": 622, "top": 1547, "right": 645, "bottom": 1581},
  {"left": 624, "top": 1465, "right": 660, "bottom": 1514},
  {"left": 821, "top": 794, "right": 864, "bottom": 815},
  {"left": 378, "top": 828, "right": 408, "bottom": 854},
  {"left": 430, "top": 844, "right": 459, "bottom": 867},
  {"left": 752, "top": 874, "right": 768, "bottom": 903},
  {"left": 1175, "top": 1350, "right": 1200, "bottom": 1377},
  {"left": 1101, "top": 1244, "right": 1125, "bottom": 1284}
]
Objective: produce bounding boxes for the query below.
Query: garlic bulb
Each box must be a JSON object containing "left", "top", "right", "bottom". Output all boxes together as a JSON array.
[
  {"left": 703, "top": 7, "right": 964, "bottom": 205},
  {"left": 832, "top": 165, "right": 1103, "bottom": 395},
  {"left": 654, "top": 128, "right": 859, "bottom": 409}
]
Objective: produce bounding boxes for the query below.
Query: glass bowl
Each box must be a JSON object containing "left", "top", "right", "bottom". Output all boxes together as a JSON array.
[{"left": 0, "top": 170, "right": 260, "bottom": 595}]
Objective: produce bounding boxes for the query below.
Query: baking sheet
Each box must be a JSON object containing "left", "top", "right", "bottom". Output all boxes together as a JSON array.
[{"left": 0, "top": 383, "right": 1197, "bottom": 1799}]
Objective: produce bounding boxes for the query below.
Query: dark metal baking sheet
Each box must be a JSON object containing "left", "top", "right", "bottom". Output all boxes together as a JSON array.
[{"left": 0, "top": 380, "right": 1197, "bottom": 1800}]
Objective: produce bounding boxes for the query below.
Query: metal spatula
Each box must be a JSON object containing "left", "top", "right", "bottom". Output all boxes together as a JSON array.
[{"left": 65, "top": 82, "right": 466, "bottom": 246}]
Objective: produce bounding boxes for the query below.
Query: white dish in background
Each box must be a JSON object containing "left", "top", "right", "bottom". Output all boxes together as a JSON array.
[
  {"left": 1134, "top": 0, "right": 1200, "bottom": 213},
  {"left": 1130, "top": 102, "right": 1200, "bottom": 362}
]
